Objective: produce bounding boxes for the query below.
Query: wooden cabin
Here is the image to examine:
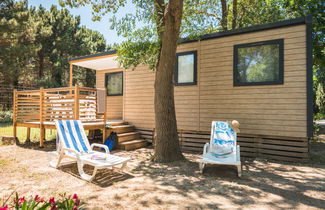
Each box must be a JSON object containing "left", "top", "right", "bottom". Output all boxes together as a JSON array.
[{"left": 14, "top": 16, "right": 312, "bottom": 161}]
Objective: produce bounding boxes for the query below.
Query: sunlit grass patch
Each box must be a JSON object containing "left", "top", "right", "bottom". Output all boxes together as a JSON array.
[{"left": 0, "top": 123, "right": 56, "bottom": 143}]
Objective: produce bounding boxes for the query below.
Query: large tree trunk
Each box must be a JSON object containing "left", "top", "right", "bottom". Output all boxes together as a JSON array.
[{"left": 153, "top": 0, "right": 184, "bottom": 162}]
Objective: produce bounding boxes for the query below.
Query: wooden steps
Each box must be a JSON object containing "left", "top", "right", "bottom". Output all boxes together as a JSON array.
[
  {"left": 106, "top": 120, "right": 127, "bottom": 126},
  {"left": 118, "top": 139, "right": 148, "bottom": 151},
  {"left": 107, "top": 125, "right": 135, "bottom": 134},
  {"left": 105, "top": 121, "right": 147, "bottom": 151},
  {"left": 118, "top": 132, "right": 140, "bottom": 143}
]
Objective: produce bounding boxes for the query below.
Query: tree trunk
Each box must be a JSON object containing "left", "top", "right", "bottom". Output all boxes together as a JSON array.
[
  {"left": 221, "top": 0, "right": 228, "bottom": 30},
  {"left": 232, "top": 0, "right": 237, "bottom": 29},
  {"left": 38, "top": 49, "right": 44, "bottom": 78},
  {"left": 153, "top": 0, "right": 184, "bottom": 162}
]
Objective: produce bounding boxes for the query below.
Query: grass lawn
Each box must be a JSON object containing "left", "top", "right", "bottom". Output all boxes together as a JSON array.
[{"left": 0, "top": 123, "right": 56, "bottom": 143}]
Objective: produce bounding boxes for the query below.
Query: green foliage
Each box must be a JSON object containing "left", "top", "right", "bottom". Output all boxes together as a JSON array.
[
  {"left": 0, "top": 0, "right": 39, "bottom": 86},
  {"left": 0, "top": 192, "right": 84, "bottom": 210},
  {"left": 116, "top": 40, "right": 159, "bottom": 70},
  {"left": 315, "top": 82, "right": 325, "bottom": 119},
  {"left": 0, "top": 1, "right": 107, "bottom": 88},
  {"left": 0, "top": 111, "right": 12, "bottom": 123}
]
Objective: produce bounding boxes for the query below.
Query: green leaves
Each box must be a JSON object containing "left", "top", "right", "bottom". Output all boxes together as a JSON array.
[
  {"left": 116, "top": 40, "right": 159, "bottom": 70},
  {"left": 0, "top": 1, "right": 107, "bottom": 88}
]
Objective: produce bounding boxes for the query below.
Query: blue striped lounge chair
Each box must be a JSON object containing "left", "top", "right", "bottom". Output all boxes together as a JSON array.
[
  {"left": 48, "top": 120, "right": 131, "bottom": 181},
  {"left": 196, "top": 121, "right": 242, "bottom": 177}
]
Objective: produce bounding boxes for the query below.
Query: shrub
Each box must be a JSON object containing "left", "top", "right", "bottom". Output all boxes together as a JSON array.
[
  {"left": 0, "top": 192, "right": 84, "bottom": 210},
  {"left": 0, "top": 111, "right": 12, "bottom": 123}
]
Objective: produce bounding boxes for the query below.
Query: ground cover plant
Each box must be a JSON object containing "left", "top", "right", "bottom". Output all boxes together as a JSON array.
[{"left": 0, "top": 192, "right": 83, "bottom": 210}]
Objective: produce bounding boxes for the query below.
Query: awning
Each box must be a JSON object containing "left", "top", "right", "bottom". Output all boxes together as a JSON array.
[{"left": 69, "top": 50, "right": 119, "bottom": 70}]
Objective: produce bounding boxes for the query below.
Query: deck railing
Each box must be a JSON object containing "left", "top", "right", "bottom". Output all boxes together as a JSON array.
[
  {"left": 13, "top": 86, "right": 106, "bottom": 146},
  {"left": 13, "top": 86, "right": 105, "bottom": 123}
]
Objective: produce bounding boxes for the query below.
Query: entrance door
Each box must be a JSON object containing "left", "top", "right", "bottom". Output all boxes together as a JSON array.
[{"left": 104, "top": 70, "right": 123, "bottom": 120}]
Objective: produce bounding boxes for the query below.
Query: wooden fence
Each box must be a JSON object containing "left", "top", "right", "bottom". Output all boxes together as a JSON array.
[{"left": 0, "top": 85, "right": 37, "bottom": 112}]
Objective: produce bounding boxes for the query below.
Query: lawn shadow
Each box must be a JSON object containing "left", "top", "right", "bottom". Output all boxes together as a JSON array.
[{"left": 59, "top": 163, "right": 134, "bottom": 188}]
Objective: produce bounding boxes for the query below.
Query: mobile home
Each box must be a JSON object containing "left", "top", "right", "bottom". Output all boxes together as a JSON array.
[{"left": 14, "top": 16, "right": 312, "bottom": 161}]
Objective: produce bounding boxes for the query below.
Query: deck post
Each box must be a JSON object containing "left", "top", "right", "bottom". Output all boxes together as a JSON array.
[
  {"left": 26, "top": 127, "right": 31, "bottom": 142},
  {"left": 39, "top": 87, "right": 45, "bottom": 147},
  {"left": 74, "top": 85, "right": 79, "bottom": 120},
  {"left": 103, "top": 88, "right": 107, "bottom": 143},
  {"left": 12, "top": 89, "right": 17, "bottom": 138},
  {"left": 69, "top": 64, "right": 73, "bottom": 87}
]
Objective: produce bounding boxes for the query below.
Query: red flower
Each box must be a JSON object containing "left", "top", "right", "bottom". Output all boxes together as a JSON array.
[
  {"left": 50, "top": 205, "right": 58, "bottom": 210},
  {"left": 0, "top": 206, "right": 9, "bottom": 210},
  {"left": 34, "top": 194, "right": 44, "bottom": 202},
  {"left": 74, "top": 198, "right": 80, "bottom": 206},
  {"left": 72, "top": 194, "right": 78, "bottom": 200},
  {"left": 18, "top": 197, "right": 26, "bottom": 206},
  {"left": 49, "top": 197, "right": 55, "bottom": 204}
]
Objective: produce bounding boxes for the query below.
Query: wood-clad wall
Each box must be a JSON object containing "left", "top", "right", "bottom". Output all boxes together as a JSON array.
[
  {"left": 96, "top": 68, "right": 123, "bottom": 120},
  {"left": 122, "top": 24, "right": 308, "bottom": 138},
  {"left": 124, "top": 66, "right": 155, "bottom": 128}
]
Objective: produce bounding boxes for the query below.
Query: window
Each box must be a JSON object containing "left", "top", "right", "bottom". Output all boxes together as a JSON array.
[
  {"left": 234, "top": 39, "right": 284, "bottom": 86},
  {"left": 105, "top": 72, "right": 123, "bottom": 96},
  {"left": 175, "top": 51, "right": 197, "bottom": 85}
]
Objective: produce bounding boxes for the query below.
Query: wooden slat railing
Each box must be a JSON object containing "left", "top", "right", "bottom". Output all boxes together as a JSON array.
[{"left": 13, "top": 85, "right": 107, "bottom": 146}]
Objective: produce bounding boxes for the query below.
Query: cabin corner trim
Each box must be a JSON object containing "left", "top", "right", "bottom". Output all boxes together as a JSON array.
[{"left": 306, "top": 15, "right": 313, "bottom": 138}]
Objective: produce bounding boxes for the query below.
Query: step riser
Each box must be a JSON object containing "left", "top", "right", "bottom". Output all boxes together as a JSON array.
[
  {"left": 118, "top": 141, "right": 148, "bottom": 151},
  {"left": 118, "top": 133, "right": 140, "bottom": 143},
  {"left": 107, "top": 122, "right": 126, "bottom": 126},
  {"left": 107, "top": 126, "right": 135, "bottom": 134}
]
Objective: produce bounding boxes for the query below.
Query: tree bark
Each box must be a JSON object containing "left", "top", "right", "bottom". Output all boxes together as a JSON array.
[
  {"left": 38, "top": 48, "right": 44, "bottom": 78},
  {"left": 153, "top": 0, "right": 184, "bottom": 162},
  {"left": 232, "top": 0, "right": 237, "bottom": 29},
  {"left": 221, "top": 0, "right": 228, "bottom": 30}
]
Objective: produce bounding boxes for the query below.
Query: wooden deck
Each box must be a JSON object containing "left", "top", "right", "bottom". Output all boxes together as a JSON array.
[{"left": 13, "top": 86, "right": 109, "bottom": 146}]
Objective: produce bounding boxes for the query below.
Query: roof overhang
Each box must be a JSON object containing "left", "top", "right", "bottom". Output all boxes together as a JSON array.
[{"left": 69, "top": 50, "right": 119, "bottom": 70}]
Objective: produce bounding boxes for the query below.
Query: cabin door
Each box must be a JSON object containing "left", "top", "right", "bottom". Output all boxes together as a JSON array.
[{"left": 104, "top": 71, "right": 124, "bottom": 120}]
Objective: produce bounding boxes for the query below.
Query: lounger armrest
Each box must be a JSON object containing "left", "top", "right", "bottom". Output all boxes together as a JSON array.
[
  {"left": 91, "top": 143, "right": 110, "bottom": 154},
  {"left": 203, "top": 143, "right": 209, "bottom": 155},
  {"left": 61, "top": 148, "right": 80, "bottom": 158}
]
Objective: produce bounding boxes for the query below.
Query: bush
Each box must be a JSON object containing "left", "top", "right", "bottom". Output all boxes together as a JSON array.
[
  {"left": 0, "top": 111, "right": 12, "bottom": 123},
  {"left": 0, "top": 192, "right": 84, "bottom": 210}
]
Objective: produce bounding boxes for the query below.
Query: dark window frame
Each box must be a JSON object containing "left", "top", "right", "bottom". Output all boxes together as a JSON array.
[
  {"left": 105, "top": 71, "right": 123, "bottom": 96},
  {"left": 175, "top": 50, "right": 197, "bottom": 86},
  {"left": 233, "top": 39, "right": 284, "bottom": 86}
]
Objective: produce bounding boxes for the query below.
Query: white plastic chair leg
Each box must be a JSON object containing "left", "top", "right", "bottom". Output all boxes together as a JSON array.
[
  {"left": 48, "top": 152, "right": 63, "bottom": 168},
  {"left": 199, "top": 163, "right": 205, "bottom": 173},
  {"left": 77, "top": 160, "right": 98, "bottom": 181},
  {"left": 113, "top": 162, "right": 127, "bottom": 172},
  {"left": 237, "top": 165, "right": 242, "bottom": 177}
]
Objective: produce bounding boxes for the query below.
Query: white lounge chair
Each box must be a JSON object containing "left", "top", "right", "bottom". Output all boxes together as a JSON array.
[
  {"left": 48, "top": 120, "right": 130, "bottom": 181},
  {"left": 197, "top": 121, "right": 242, "bottom": 177}
]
